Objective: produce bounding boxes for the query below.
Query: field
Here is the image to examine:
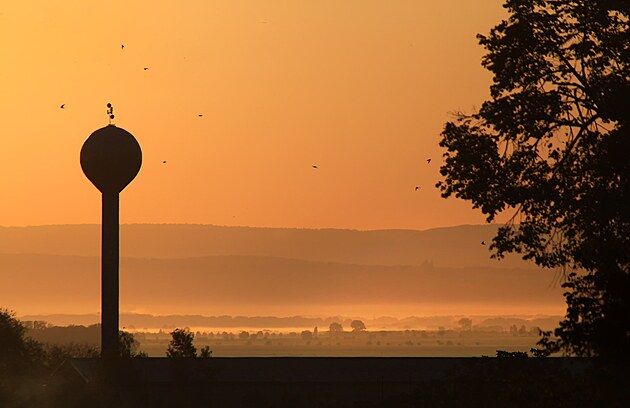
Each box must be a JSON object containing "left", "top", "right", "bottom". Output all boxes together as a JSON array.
[
  {"left": 25, "top": 316, "right": 550, "bottom": 358},
  {"left": 135, "top": 329, "right": 542, "bottom": 357}
]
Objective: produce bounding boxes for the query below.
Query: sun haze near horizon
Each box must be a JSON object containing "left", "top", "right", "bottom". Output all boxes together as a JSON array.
[{"left": 0, "top": 1, "right": 506, "bottom": 231}]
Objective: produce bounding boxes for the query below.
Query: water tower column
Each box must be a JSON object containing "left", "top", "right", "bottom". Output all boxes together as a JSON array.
[{"left": 101, "top": 193, "right": 120, "bottom": 361}]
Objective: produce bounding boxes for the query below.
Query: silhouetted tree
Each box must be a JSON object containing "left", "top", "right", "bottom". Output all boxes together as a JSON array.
[
  {"left": 328, "top": 322, "right": 343, "bottom": 332},
  {"left": 0, "top": 308, "right": 44, "bottom": 378},
  {"left": 198, "top": 345, "right": 212, "bottom": 358},
  {"left": 437, "top": 0, "right": 630, "bottom": 358},
  {"left": 119, "top": 330, "right": 147, "bottom": 358},
  {"left": 238, "top": 331, "right": 250, "bottom": 340},
  {"left": 165, "top": 328, "right": 212, "bottom": 358},
  {"left": 458, "top": 318, "right": 473, "bottom": 331},
  {"left": 350, "top": 320, "right": 367, "bottom": 332},
  {"left": 0, "top": 309, "right": 48, "bottom": 406},
  {"left": 43, "top": 342, "right": 99, "bottom": 370},
  {"left": 496, "top": 350, "right": 529, "bottom": 358},
  {"left": 166, "top": 328, "right": 197, "bottom": 358}
]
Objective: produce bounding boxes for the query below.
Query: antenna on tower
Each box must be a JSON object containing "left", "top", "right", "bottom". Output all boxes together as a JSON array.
[{"left": 107, "top": 103, "right": 115, "bottom": 125}]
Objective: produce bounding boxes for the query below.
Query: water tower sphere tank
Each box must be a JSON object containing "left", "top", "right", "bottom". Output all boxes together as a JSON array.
[{"left": 80, "top": 125, "right": 142, "bottom": 194}]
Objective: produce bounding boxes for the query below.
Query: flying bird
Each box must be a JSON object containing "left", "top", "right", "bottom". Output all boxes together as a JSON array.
[
  {"left": 198, "top": 114, "right": 203, "bottom": 117},
  {"left": 143, "top": 67, "right": 149, "bottom": 70},
  {"left": 163, "top": 161, "right": 167, "bottom": 164},
  {"left": 121, "top": 44, "right": 125, "bottom": 50},
  {"left": 60, "top": 104, "right": 65, "bottom": 109},
  {"left": 415, "top": 186, "right": 420, "bottom": 191},
  {"left": 481, "top": 241, "right": 486, "bottom": 245},
  {"left": 312, "top": 165, "right": 318, "bottom": 169},
  {"left": 427, "top": 158, "right": 431, "bottom": 164}
]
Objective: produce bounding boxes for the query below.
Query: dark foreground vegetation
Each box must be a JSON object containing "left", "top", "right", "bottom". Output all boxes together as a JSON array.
[{"left": 2, "top": 309, "right": 627, "bottom": 407}]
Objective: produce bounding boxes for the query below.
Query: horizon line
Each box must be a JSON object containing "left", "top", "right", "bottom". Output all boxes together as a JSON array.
[{"left": 0, "top": 222, "right": 500, "bottom": 233}]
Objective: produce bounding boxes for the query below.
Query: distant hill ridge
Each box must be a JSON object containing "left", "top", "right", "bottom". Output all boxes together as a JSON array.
[
  {"left": 1, "top": 252, "right": 563, "bottom": 316},
  {"left": 1, "top": 224, "right": 565, "bottom": 316},
  {"left": 0, "top": 223, "right": 526, "bottom": 268}
]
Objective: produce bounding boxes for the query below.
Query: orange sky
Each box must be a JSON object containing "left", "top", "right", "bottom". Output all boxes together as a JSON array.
[{"left": 0, "top": 1, "right": 506, "bottom": 230}]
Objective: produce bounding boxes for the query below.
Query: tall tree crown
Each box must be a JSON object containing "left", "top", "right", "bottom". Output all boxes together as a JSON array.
[{"left": 437, "top": 0, "right": 629, "bottom": 357}]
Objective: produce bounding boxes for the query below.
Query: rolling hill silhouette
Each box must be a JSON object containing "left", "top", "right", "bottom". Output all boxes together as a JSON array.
[
  {"left": 0, "top": 224, "right": 564, "bottom": 316},
  {"left": 1, "top": 224, "right": 526, "bottom": 267}
]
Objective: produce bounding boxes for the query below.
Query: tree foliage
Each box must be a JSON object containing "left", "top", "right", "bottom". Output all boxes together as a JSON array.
[
  {"left": 458, "top": 318, "right": 473, "bottom": 331},
  {"left": 328, "top": 322, "right": 343, "bottom": 332},
  {"left": 350, "top": 320, "right": 367, "bottom": 332},
  {"left": 166, "top": 328, "right": 198, "bottom": 358},
  {"left": 0, "top": 309, "right": 44, "bottom": 378},
  {"left": 165, "top": 328, "right": 211, "bottom": 358},
  {"left": 44, "top": 342, "right": 100, "bottom": 370},
  {"left": 437, "top": 0, "right": 629, "bottom": 357},
  {"left": 0, "top": 309, "right": 48, "bottom": 406},
  {"left": 119, "top": 330, "right": 147, "bottom": 358},
  {"left": 198, "top": 345, "right": 212, "bottom": 358}
]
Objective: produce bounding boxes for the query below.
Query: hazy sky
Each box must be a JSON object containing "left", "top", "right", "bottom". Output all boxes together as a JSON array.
[{"left": 0, "top": 1, "right": 506, "bottom": 230}]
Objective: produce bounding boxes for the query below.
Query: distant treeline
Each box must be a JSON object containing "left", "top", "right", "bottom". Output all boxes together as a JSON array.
[
  {"left": 26, "top": 323, "right": 100, "bottom": 345},
  {"left": 22, "top": 313, "right": 562, "bottom": 332}
]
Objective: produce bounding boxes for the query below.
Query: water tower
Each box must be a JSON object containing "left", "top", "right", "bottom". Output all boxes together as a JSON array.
[{"left": 80, "top": 117, "right": 142, "bottom": 362}]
